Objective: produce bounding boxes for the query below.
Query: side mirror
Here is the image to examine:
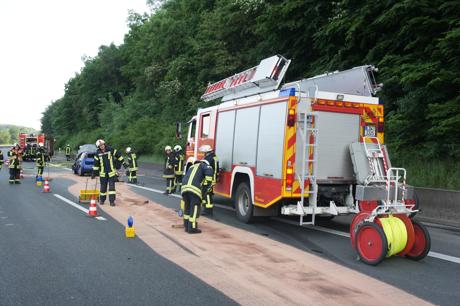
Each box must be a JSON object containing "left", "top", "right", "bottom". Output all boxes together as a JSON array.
[{"left": 175, "top": 122, "right": 182, "bottom": 139}]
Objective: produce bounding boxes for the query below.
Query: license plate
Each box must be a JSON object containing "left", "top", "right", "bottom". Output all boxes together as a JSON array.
[{"left": 364, "top": 125, "right": 376, "bottom": 137}]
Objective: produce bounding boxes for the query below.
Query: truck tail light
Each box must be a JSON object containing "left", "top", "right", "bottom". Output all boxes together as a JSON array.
[
  {"left": 287, "top": 108, "right": 296, "bottom": 127},
  {"left": 377, "top": 117, "right": 385, "bottom": 133},
  {"left": 286, "top": 165, "right": 294, "bottom": 188}
]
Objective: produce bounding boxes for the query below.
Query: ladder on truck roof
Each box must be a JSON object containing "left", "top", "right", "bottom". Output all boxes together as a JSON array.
[{"left": 300, "top": 65, "right": 382, "bottom": 97}]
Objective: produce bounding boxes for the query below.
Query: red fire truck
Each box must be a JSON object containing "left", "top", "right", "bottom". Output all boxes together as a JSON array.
[
  {"left": 18, "top": 133, "right": 54, "bottom": 161},
  {"left": 183, "top": 55, "right": 430, "bottom": 265}
]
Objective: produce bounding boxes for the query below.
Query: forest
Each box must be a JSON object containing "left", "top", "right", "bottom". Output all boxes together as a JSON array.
[{"left": 41, "top": 0, "right": 460, "bottom": 188}]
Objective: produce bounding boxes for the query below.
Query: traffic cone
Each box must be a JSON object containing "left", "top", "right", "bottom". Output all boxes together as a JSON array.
[
  {"left": 43, "top": 179, "right": 50, "bottom": 193},
  {"left": 88, "top": 197, "right": 98, "bottom": 217}
]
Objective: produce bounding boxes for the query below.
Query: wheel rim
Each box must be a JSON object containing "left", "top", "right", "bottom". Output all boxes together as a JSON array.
[
  {"left": 238, "top": 190, "right": 249, "bottom": 216},
  {"left": 358, "top": 200, "right": 378, "bottom": 212},
  {"left": 394, "top": 214, "right": 415, "bottom": 256},
  {"left": 356, "top": 224, "right": 385, "bottom": 262},
  {"left": 350, "top": 212, "right": 370, "bottom": 247},
  {"left": 407, "top": 223, "right": 427, "bottom": 257}
]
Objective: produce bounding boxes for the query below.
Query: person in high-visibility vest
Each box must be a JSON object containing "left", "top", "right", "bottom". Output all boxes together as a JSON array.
[
  {"left": 163, "top": 146, "right": 176, "bottom": 194},
  {"left": 199, "top": 145, "right": 219, "bottom": 216},
  {"left": 35, "top": 142, "right": 48, "bottom": 179},
  {"left": 124, "top": 147, "right": 138, "bottom": 184},
  {"left": 65, "top": 144, "right": 71, "bottom": 161},
  {"left": 0, "top": 149, "right": 4, "bottom": 170},
  {"left": 181, "top": 159, "right": 213, "bottom": 233},
  {"left": 173, "top": 145, "right": 185, "bottom": 192},
  {"left": 7, "top": 144, "right": 21, "bottom": 184},
  {"left": 92, "top": 139, "right": 124, "bottom": 206}
]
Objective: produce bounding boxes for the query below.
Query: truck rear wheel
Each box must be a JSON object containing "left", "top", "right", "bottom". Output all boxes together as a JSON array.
[{"left": 235, "top": 182, "right": 254, "bottom": 223}]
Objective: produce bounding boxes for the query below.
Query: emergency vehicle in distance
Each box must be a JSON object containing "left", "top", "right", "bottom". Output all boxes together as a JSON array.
[
  {"left": 183, "top": 55, "right": 430, "bottom": 265},
  {"left": 19, "top": 133, "right": 54, "bottom": 161}
]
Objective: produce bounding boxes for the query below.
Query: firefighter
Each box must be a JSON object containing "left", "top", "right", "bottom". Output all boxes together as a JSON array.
[
  {"left": 199, "top": 145, "right": 219, "bottom": 216},
  {"left": 0, "top": 149, "right": 4, "bottom": 169},
  {"left": 35, "top": 142, "right": 47, "bottom": 179},
  {"left": 181, "top": 159, "right": 213, "bottom": 234},
  {"left": 65, "top": 144, "right": 71, "bottom": 161},
  {"left": 173, "top": 145, "right": 184, "bottom": 192},
  {"left": 91, "top": 139, "right": 124, "bottom": 206},
  {"left": 7, "top": 144, "right": 21, "bottom": 184},
  {"left": 163, "top": 145, "right": 176, "bottom": 194},
  {"left": 124, "top": 147, "right": 138, "bottom": 184}
]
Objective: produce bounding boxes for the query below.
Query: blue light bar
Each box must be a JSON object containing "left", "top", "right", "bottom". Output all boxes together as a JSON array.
[{"left": 279, "top": 87, "right": 296, "bottom": 97}]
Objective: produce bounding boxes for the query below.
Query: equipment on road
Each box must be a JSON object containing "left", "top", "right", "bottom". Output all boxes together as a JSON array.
[
  {"left": 43, "top": 179, "right": 50, "bottom": 193},
  {"left": 125, "top": 216, "right": 136, "bottom": 238},
  {"left": 183, "top": 55, "right": 428, "bottom": 264},
  {"left": 88, "top": 196, "right": 98, "bottom": 217},
  {"left": 36, "top": 176, "right": 43, "bottom": 187},
  {"left": 79, "top": 177, "right": 100, "bottom": 203}
]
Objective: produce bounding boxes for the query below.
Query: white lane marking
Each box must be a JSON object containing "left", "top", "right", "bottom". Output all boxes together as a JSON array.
[
  {"left": 54, "top": 194, "right": 106, "bottom": 221},
  {"left": 5, "top": 224, "right": 14, "bottom": 226},
  {"left": 428, "top": 252, "right": 460, "bottom": 264},
  {"left": 130, "top": 184, "right": 182, "bottom": 199},
  {"left": 129, "top": 181, "right": 460, "bottom": 265},
  {"left": 1, "top": 216, "right": 7, "bottom": 219}
]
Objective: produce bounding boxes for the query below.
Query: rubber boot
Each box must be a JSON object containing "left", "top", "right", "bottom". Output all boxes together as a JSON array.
[
  {"left": 188, "top": 222, "right": 201, "bottom": 234},
  {"left": 184, "top": 219, "right": 189, "bottom": 232}
]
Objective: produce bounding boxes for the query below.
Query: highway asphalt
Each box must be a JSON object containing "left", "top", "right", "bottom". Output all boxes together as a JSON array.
[
  {"left": 2, "top": 148, "right": 460, "bottom": 305},
  {"left": 0, "top": 156, "right": 237, "bottom": 305},
  {"left": 130, "top": 161, "right": 460, "bottom": 306}
]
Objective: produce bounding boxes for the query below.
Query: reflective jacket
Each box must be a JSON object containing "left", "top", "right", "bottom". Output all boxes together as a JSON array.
[
  {"left": 204, "top": 152, "right": 219, "bottom": 184},
  {"left": 35, "top": 148, "right": 47, "bottom": 167},
  {"left": 163, "top": 152, "right": 176, "bottom": 178},
  {"left": 93, "top": 146, "right": 124, "bottom": 178},
  {"left": 65, "top": 146, "right": 71, "bottom": 155},
  {"left": 0, "top": 151, "right": 3, "bottom": 166},
  {"left": 174, "top": 151, "right": 185, "bottom": 175},
  {"left": 7, "top": 149, "right": 20, "bottom": 169},
  {"left": 181, "top": 162, "right": 213, "bottom": 199},
  {"left": 126, "top": 152, "right": 138, "bottom": 171}
]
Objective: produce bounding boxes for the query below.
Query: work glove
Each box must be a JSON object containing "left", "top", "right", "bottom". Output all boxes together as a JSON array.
[{"left": 123, "top": 163, "right": 128, "bottom": 169}]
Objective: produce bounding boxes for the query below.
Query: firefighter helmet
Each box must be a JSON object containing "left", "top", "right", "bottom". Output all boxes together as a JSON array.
[
  {"left": 38, "top": 142, "right": 44, "bottom": 147},
  {"left": 174, "top": 145, "right": 182, "bottom": 152},
  {"left": 165, "top": 145, "right": 172, "bottom": 152},
  {"left": 199, "top": 145, "right": 212, "bottom": 153},
  {"left": 96, "top": 139, "right": 105, "bottom": 147},
  {"left": 126, "top": 147, "right": 131, "bottom": 153}
]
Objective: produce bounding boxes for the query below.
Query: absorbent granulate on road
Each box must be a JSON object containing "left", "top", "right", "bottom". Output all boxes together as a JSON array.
[{"left": 60, "top": 172, "right": 433, "bottom": 306}]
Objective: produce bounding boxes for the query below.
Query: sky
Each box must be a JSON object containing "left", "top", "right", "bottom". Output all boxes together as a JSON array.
[{"left": 0, "top": 0, "right": 150, "bottom": 130}]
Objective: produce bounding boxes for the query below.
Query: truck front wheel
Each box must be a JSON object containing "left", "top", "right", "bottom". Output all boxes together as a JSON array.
[{"left": 235, "top": 182, "right": 254, "bottom": 223}]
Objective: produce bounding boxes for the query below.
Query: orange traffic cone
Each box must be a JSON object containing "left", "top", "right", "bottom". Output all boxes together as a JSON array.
[
  {"left": 88, "top": 197, "right": 98, "bottom": 217},
  {"left": 43, "top": 180, "right": 51, "bottom": 193}
]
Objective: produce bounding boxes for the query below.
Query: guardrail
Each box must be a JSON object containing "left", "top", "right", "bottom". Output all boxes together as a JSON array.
[{"left": 416, "top": 187, "right": 460, "bottom": 228}]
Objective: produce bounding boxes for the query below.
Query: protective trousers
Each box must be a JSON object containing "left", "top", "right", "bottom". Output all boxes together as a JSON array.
[
  {"left": 100, "top": 176, "right": 116, "bottom": 204},
  {"left": 182, "top": 192, "right": 201, "bottom": 232},
  {"left": 202, "top": 186, "right": 214, "bottom": 215},
  {"left": 166, "top": 177, "right": 175, "bottom": 193},
  {"left": 9, "top": 168, "right": 20, "bottom": 184},
  {"left": 37, "top": 166, "right": 44, "bottom": 177},
  {"left": 128, "top": 170, "right": 137, "bottom": 184},
  {"left": 175, "top": 174, "right": 183, "bottom": 191}
]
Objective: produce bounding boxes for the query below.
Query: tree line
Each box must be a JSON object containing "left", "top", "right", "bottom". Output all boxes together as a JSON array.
[
  {"left": 41, "top": 0, "right": 459, "bottom": 186},
  {"left": 0, "top": 125, "right": 36, "bottom": 145}
]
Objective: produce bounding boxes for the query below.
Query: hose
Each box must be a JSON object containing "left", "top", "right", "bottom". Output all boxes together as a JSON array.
[{"left": 379, "top": 215, "right": 408, "bottom": 257}]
